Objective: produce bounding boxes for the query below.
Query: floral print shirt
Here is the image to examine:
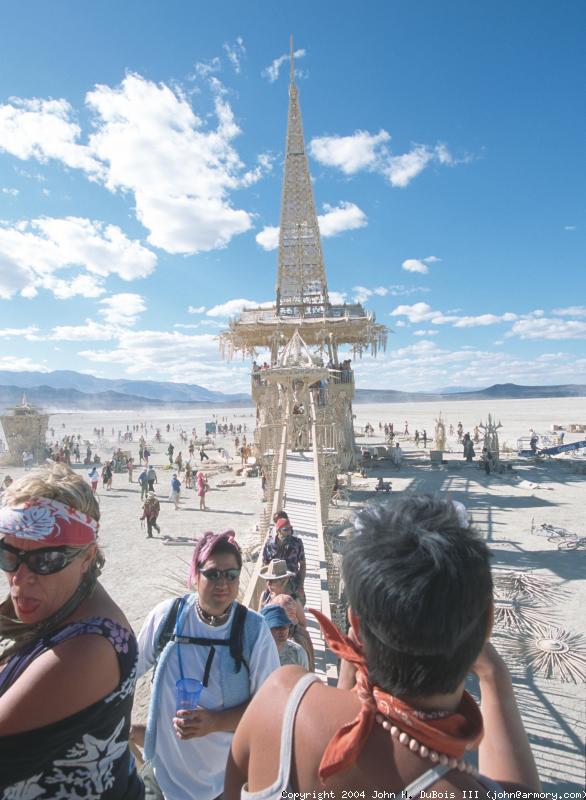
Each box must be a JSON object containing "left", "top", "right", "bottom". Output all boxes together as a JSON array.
[{"left": 0, "top": 617, "right": 143, "bottom": 799}]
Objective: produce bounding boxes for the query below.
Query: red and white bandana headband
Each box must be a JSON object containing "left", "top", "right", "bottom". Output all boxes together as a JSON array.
[{"left": 0, "top": 497, "right": 99, "bottom": 546}]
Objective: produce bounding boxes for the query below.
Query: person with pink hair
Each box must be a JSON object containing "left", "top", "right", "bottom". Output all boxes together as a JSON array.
[{"left": 133, "top": 530, "right": 279, "bottom": 800}]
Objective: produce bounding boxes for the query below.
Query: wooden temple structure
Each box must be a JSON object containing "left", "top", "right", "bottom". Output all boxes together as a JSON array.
[{"left": 220, "top": 42, "right": 386, "bottom": 681}]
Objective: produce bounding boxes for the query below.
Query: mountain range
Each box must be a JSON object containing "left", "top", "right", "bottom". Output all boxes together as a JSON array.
[{"left": 0, "top": 371, "right": 584, "bottom": 411}]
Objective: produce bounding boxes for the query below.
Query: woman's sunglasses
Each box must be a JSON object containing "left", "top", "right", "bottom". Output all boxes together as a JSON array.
[
  {"left": 199, "top": 567, "right": 241, "bottom": 582},
  {"left": 0, "top": 541, "right": 88, "bottom": 576}
]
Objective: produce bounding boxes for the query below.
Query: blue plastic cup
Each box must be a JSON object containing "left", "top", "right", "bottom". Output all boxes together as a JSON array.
[{"left": 175, "top": 678, "right": 203, "bottom": 712}]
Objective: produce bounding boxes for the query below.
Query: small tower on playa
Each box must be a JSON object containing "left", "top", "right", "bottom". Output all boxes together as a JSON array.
[
  {"left": 0, "top": 393, "right": 49, "bottom": 466},
  {"left": 220, "top": 39, "right": 386, "bottom": 522}
]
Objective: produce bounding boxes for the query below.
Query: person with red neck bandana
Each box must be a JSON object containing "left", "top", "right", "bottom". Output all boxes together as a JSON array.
[
  {"left": 225, "top": 496, "right": 541, "bottom": 799},
  {"left": 0, "top": 463, "right": 143, "bottom": 798}
]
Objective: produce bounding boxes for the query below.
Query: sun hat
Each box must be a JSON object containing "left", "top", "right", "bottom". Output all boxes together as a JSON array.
[
  {"left": 259, "top": 558, "right": 295, "bottom": 581},
  {"left": 260, "top": 604, "right": 292, "bottom": 629},
  {"left": 275, "top": 518, "right": 292, "bottom": 531}
]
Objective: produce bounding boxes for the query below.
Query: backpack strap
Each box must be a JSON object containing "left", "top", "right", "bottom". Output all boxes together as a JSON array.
[
  {"left": 152, "top": 598, "right": 249, "bottom": 685},
  {"left": 152, "top": 595, "right": 185, "bottom": 676},
  {"left": 229, "top": 602, "right": 248, "bottom": 674}
]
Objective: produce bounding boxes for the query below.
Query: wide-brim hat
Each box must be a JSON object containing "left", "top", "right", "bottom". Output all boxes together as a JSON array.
[{"left": 260, "top": 558, "right": 295, "bottom": 580}]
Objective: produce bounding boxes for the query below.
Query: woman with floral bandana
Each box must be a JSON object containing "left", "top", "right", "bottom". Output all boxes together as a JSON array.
[{"left": 0, "top": 463, "right": 143, "bottom": 798}]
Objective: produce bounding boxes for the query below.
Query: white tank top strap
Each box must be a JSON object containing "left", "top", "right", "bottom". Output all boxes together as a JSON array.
[
  {"left": 402, "top": 764, "right": 451, "bottom": 796},
  {"left": 241, "top": 671, "right": 321, "bottom": 800}
]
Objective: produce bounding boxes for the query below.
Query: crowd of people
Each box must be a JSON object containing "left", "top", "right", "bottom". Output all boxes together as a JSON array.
[{"left": 0, "top": 467, "right": 542, "bottom": 798}]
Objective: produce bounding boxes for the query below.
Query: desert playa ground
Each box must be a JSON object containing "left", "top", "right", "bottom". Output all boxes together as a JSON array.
[{"left": 1, "top": 396, "right": 584, "bottom": 791}]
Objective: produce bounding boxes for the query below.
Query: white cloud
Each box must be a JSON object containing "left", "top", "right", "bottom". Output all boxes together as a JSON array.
[
  {"left": 384, "top": 145, "right": 435, "bottom": 188},
  {"left": 0, "top": 356, "right": 48, "bottom": 371},
  {"left": 0, "top": 325, "right": 39, "bottom": 338},
  {"left": 309, "top": 130, "right": 390, "bottom": 174},
  {"left": 86, "top": 75, "right": 262, "bottom": 255},
  {"left": 552, "top": 306, "right": 586, "bottom": 317},
  {"left": 352, "top": 341, "right": 586, "bottom": 391},
  {"left": 310, "top": 128, "right": 458, "bottom": 188},
  {"left": 318, "top": 202, "right": 367, "bottom": 237},
  {"left": 0, "top": 217, "right": 155, "bottom": 300},
  {"left": 78, "top": 328, "right": 251, "bottom": 391},
  {"left": 43, "top": 274, "right": 106, "bottom": 299},
  {"left": 564, "top": 225, "right": 576, "bottom": 231},
  {"left": 192, "top": 58, "right": 222, "bottom": 79},
  {"left": 390, "top": 302, "right": 436, "bottom": 323},
  {"left": 390, "top": 303, "right": 518, "bottom": 328},
  {"left": 351, "top": 285, "right": 388, "bottom": 304},
  {"left": 50, "top": 319, "right": 119, "bottom": 341},
  {"left": 423, "top": 255, "right": 440, "bottom": 264},
  {"left": 188, "top": 305, "right": 207, "bottom": 315},
  {"left": 223, "top": 38, "right": 246, "bottom": 74},
  {"left": 328, "top": 290, "right": 348, "bottom": 305},
  {"left": 256, "top": 202, "right": 367, "bottom": 251},
  {"left": 262, "top": 49, "right": 306, "bottom": 83},
  {"left": 0, "top": 97, "right": 101, "bottom": 175},
  {"left": 206, "top": 298, "right": 271, "bottom": 318},
  {"left": 256, "top": 225, "right": 279, "bottom": 251},
  {"left": 413, "top": 329, "right": 439, "bottom": 336},
  {"left": 402, "top": 259, "right": 429, "bottom": 274},
  {"left": 388, "top": 284, "right": 430, "bottom": 296},
  {"left": 98, "top": 293, "right": 146, "bottom": 326},
  {"left": 1, "top": 187, "right": 19, "bottom": 196},
  {"left": 508, "top": 317, "right": 586, "bottom": 340}
]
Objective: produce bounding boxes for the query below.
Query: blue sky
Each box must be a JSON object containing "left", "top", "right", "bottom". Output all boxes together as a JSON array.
[{"left": 0, "top": 0, "right": 584, "bottom": 392}]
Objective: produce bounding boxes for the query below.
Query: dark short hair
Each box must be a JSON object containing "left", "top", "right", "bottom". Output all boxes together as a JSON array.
[
  {"left": 273, "top": 510, "right": 289, "bottom": 523},
  {"left": 342, "top": 495, "right": 492, "bottom": 696}
]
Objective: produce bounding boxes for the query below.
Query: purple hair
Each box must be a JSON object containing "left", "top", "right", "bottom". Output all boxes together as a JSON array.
[{"left": 188, "top": 530, "right": 242, "bottom": 587}]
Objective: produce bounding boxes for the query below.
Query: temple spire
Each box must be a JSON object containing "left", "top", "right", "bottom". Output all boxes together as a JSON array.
[{"left": 276, "top": 39, "right": 329, "bottom": 317}]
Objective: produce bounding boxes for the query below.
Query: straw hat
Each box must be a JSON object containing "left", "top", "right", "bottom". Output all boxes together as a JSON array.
[{"left": 259, "top": 558, "right": 295, "bottom": 580}]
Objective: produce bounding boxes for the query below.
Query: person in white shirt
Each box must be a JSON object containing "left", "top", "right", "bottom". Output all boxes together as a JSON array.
[{"left": 133, "top": 530, "right": 279, "bottom": 800}]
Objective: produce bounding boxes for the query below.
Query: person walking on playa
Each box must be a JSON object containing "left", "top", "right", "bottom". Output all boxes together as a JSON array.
[
  {"left": 169, "top": 473, "right": 181, "bottom": 510},
  {"left": 138, "top": 467, "right": 148, "bottom": 500},
  {"left": 141, "top": 491, "right": 161, "bottom": 537},
  {"left": 147, "top": 465, "right": 157, "bottom": 492},
  {"left": 196, "top": 470, "right": 208, "bottom": 511},
  {"left": 127, "top": 456, "right": 134, "bottom": 483},
  {"left": 87, "top": 465, "right": 99, "bottom": 494},
  {"left": 101, "top": 461, "right": 113, "bottom": 491},
  {"left": 167, "top": 443, "right": 174, "bottom": 465},
  {"left": 199, "top": 446, "right": 209, "bottom": 463}
]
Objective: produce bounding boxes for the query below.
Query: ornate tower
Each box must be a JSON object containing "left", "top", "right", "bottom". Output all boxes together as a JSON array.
[
  {"left": 220, "top": 40, "right": 386, "bottom": 521},
  {"left": 276, "top": 42, "right": 329, "bottom": 317}
]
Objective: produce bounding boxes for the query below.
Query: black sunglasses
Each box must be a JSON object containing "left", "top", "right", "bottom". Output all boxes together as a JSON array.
[
  {"left": 0, "top": 541, "right": 88, "bottom": 576},
  {"left": 199, "top": 567, "right": 241, "bottom": 583}
]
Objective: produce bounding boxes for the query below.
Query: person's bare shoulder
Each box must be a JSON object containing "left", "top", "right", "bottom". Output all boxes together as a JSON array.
[{"left": 0, "top": 633, "right": 121, "bottom": 736}]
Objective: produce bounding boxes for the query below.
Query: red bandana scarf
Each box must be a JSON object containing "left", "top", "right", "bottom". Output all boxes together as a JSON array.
[{"left": 310, "top": 609, "right": 484, "bottom": 782}]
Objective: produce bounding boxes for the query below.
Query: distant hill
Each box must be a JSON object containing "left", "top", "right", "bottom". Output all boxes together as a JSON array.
[
  {"left": 354, "top": 383, "right": 586, "bottom": 403},
  {"left": 0, "top": 370, "right": 249, "bottom": 408},
  {"left": 0, "top": 370, "right": 584, "bottom": 412}
]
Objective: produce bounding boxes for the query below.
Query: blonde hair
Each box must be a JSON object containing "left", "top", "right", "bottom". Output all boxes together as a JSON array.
[{"left": 3, "top": 462, "right": 100, "bottom": 522}]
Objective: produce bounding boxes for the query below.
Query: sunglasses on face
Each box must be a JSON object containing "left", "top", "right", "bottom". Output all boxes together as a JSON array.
[
  {"left": 199, "top": 567, "right": 241, "bottom": 583},
  {"left": 0, "top": 541, "right": 87, "bottom": 576}
]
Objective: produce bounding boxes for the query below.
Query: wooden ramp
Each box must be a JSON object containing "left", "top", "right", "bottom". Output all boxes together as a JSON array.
[
  {"left": 243, "top": 446, "right": 338, "bottom": 685},
  {"left": 282, "top": 451, "right": 337, "bottom": 683}
]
